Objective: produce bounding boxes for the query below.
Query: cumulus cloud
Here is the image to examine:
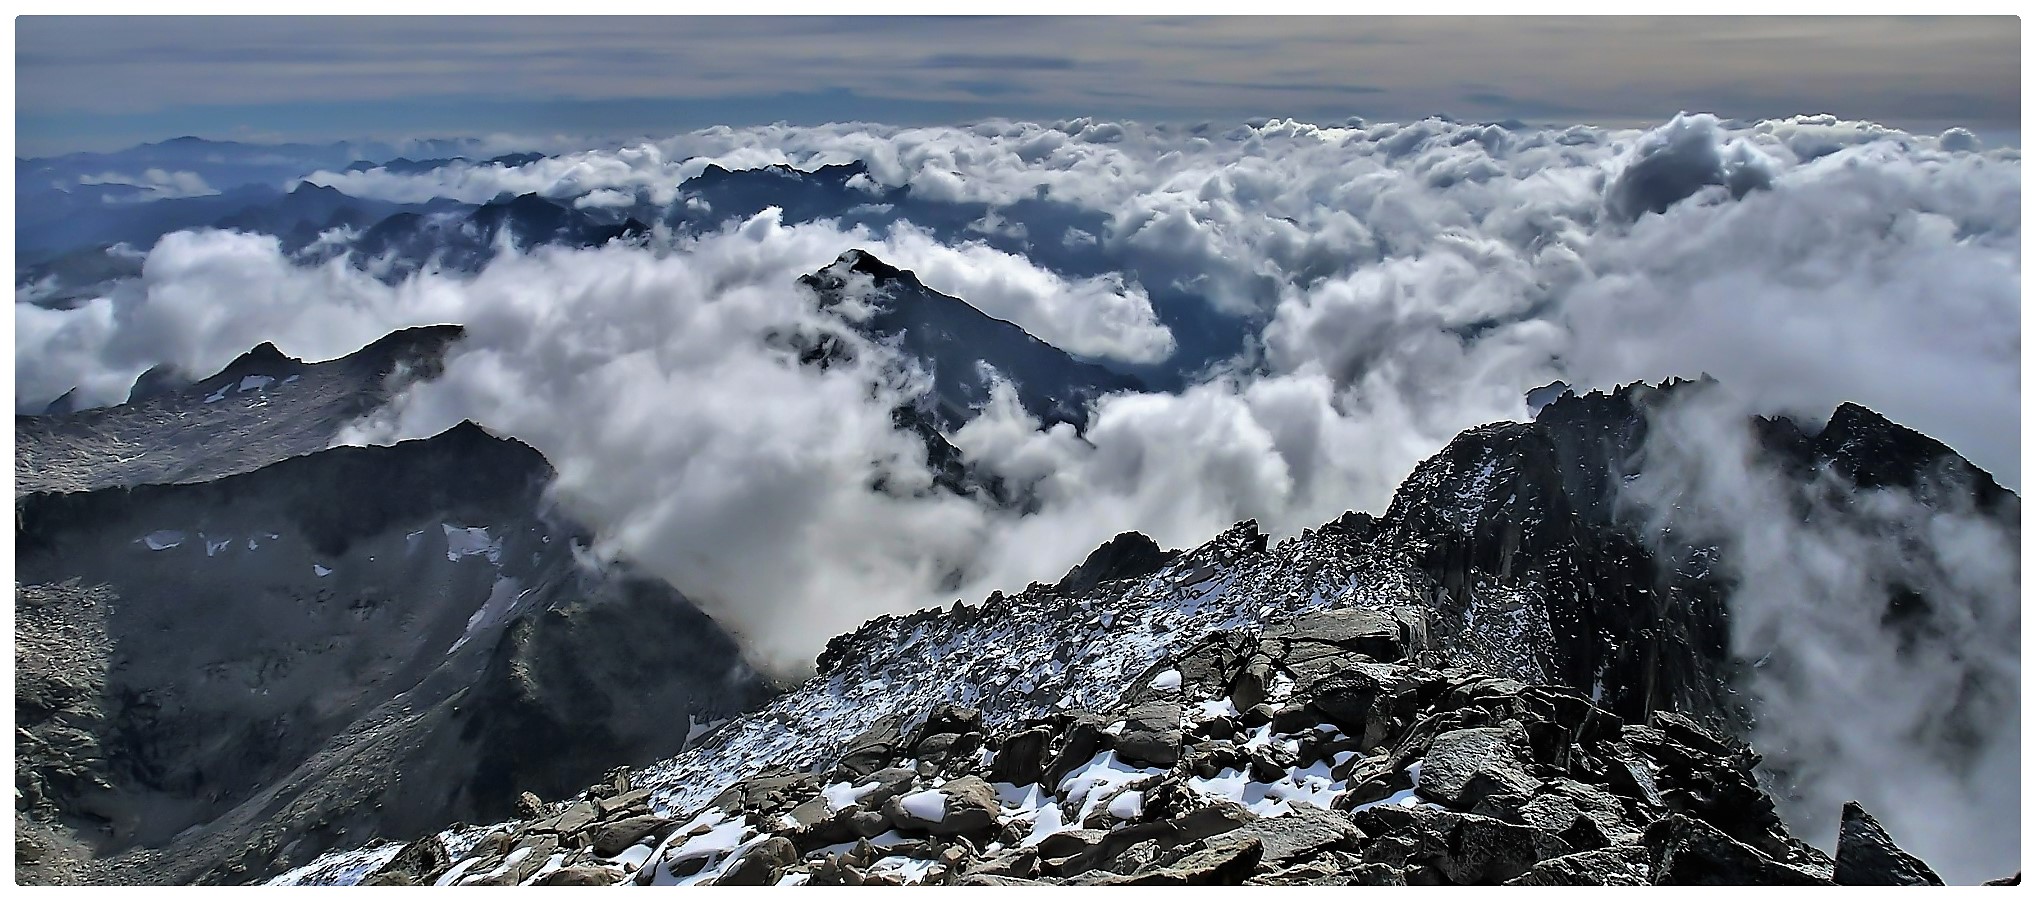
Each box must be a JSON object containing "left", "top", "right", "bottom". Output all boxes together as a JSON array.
[{"left": 874, "top": 223, "right": 1174, "bottom": 364}]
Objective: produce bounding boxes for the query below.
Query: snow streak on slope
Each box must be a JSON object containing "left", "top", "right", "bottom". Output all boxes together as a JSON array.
[{"left": 276, "top": 517, "right": 1504, "bottom": 885}]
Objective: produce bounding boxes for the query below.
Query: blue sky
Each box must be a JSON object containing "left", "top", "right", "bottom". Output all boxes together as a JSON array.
[{"left": 15, "top": 16, "right": 2022, "bottom": 156}]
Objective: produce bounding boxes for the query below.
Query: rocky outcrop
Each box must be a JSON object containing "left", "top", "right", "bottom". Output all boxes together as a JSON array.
[
  {"left": 1833, "top": 802, "right": 1944, "bottom": 886},
  {"left": 316, "top": 605, "right": 1939, "bottom": 887}
]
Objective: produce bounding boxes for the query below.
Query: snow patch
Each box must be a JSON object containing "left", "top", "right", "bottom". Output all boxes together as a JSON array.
[
  {"left": 449, "top": 576, "right": 524, "bottom": 655},
  {"left": 443, "top": 524, "right": 503, "bottom": 564},
  {"left": 897, "top": 789, "right": 947, "bottom": 823},
  {"left": 1107, "top": 789, "right": 1145, "bottom": 819},
  {"left": 822, "top": 780, "right": 881, "bottom": 813},
  {"left": 141, "top": 530, "right": 185, "bottom": 551},
  {"left": 868, "top": 855, "right": 939, "bottom": 884}
]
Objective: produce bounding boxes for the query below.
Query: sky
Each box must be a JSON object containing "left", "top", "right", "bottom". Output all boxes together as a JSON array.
[{"left": 13, "top": 15, "right": 2023, "bottom": 157}]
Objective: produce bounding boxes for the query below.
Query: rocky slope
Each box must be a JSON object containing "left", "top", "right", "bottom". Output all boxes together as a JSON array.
[
  {"left": 274, "top": 379, "right": 2016, "bottom": 886},
  {"left": 15, "top": 422, "right": 776, "bottom": 885},
  {"left": 278, "top": 606, "right": 1966, "bottom": 886}
]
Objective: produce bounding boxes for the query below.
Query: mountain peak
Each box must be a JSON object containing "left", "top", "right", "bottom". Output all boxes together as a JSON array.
[{"left": 834, "top": 248, "right": 911, "bottom": 285}]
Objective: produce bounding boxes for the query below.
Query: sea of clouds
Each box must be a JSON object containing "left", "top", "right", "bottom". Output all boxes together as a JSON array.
[{"left": 14, "top": 112, "right": 2020, "bottom": 880}]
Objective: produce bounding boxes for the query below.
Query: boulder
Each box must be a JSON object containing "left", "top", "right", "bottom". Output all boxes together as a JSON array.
[
  {"left": 1431, "top": 810, "right": 1552, "bottom": 884},
  {"left": 1519, "top": 780, "right": 1638, "bottom": 845},
  {"left": 713, "top": 836, "right": 798, "bottom": 886},
  {"left": 1106, "top": 834, "right": 1263, "bottom": 886},
  {"left": 359, "top": 834, "right": 451, "bottom": 886},
  {"left": 969, "top": 845, "right": 1041, "bottom": 879},
  {"left": 554, "top": 800, "right": 599, "bottom": 836},
  {"left": 1268, "top": 607, "right": 1409, "bottom": 662},
  {"left": 592, "top": 815, "right": 677, "bottom": 858},
  {"left": 1642, "top": 814, "right": 1830, "bottom": 885},
  {"left": 1506, "top": 846, "right": 1652, "bottom": 885},
  {"left": 1115, "top": 700, "right": 1184, "bottom": 768},
  {"left": 907, "top": 704, "right": 983, "bottom": 753},
  {"left": 988, "top": 726, "right": 1054, "bottom": 786},
  {"left": 959, "top": 874, "right": 1052, "bottom": 885},
  {"left": 882, "top": 775, "right": 1000, "bottom": 838},
  {"left": 1833, "top": 801, "right": 1944, "bottom": 886},
  {"left": 1232, "top": 801, "right": 1365, "bottom": 870},
  {"left": 1416, "top": 727, "right": 1540, "bottom": 810},
  {"left": 1045, "top": 715, "right": 1114, "bottom": 786},
  {"left": 533, "top": 865, "right": 624, "bottom": 886}
]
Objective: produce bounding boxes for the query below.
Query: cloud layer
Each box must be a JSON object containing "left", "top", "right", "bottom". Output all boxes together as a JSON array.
[{"left": 15, "top": 112, "right": 2019, "bottom": 878}]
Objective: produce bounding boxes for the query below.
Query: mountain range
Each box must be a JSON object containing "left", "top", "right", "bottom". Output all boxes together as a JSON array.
[{"left": 14, "top": 245, "right": 2016, "bottom": 885}]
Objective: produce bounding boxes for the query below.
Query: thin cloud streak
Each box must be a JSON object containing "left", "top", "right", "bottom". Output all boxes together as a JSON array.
[{"left": 15, "top": 16, "right": 2019, "bottom": 154}]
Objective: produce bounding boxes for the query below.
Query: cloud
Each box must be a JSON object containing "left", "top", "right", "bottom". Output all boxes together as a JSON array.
[
  {"left": 77, "top": 167, "right": 218, "bottom": 199},
  {"left": 1604, "top": 112, "right": 1778, "bottom": 222},
  {"left": 1619, "top": 387, "right": 2019, "bottom": 884},
  {"left": 873, "top": 223, "right": 1175, "bottom": 364},
  {"left": 15, "top": 114, "right": 2019, "bottom": 880}
]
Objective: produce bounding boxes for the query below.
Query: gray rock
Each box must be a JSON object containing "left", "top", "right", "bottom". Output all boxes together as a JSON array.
[
  {"left": 554, "top": 800, "right": 599, "bottom": 835},
  {"left": 987, "top": 726, "right": 1054, "bottom": 786},
  {"left": 597, "top": 787, "right": 651, "bottom": 817},
  {"left": 959, "top": 874, "right": 1051, "bottom": 885},
  {"left": 1230, "top": 659, "right": 1274, "bottom": 712},
  {"left": 1345, "top": 862, "right": 1410, "bottom": 885},
  {"left": 359, "top": 834, "right": 451, "bottom": 886},
  {"left": 1519, "top": 780, "right": 1637, "bottom": 845},
  {"left": 1101, "top": 834, "right": 1264, "bottom": 886},
  {"left": 1431, "top": 810, "right": 1550, "bottom": 884},
  {"left": 907, "top": 704, "right": 983, "bottom": 752},
  {"left": 1268, "top": 607, "right": 1408, "bottom": 662},
  {"left": 713, "top": 836, "right": 798, "bottom": 886},
  {"left": 1506, "top": 846, "right": 1652, "bottom": 885},
  {"left": 1416, "top": 727, "right": 1540, "bottom": 810},
  {"left": 591, "top": 815, "right": 676, "bottom": 858},
  {"left": 1833, "top": 801, "right": 1944, "bottom": 886},
  {"left": 970, "top": 845, "right": 1041, "bottom": 879},
  {"left": 1115, "top": 700, "right": 1184, "bottom": 768},
  {"left": 1643, "top": 814, "right": 1830, "bottom": 885},
  {"left": 533, "top": 865, "right": 624, "bottom": 886},
  {"left": 883, "top": 775, "right": 1000, "bottom": 838},
  {"left": 1233, "top": 802, "right": 1364, "bottom": 869},
  {"left": 1045, "top": 714, "right": 1113, "bottom": 787}
]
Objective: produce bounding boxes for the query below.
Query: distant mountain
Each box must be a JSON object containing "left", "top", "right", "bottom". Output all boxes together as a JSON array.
[
  {"left": 339, "top": 151, "right": 549, "bottom": 175},
  {"left": 210, "top": 182, "right": 463, "bottom": 253},
  {"left": 672, "top": 162, "right": 1250, "bottom": 389},
  {"left": 799, "top": 249, "right": 1146, "bottom": 432},
  {"left": 348, "top": 193, "right": 648, "bottom": 280},
  {"left": 17, "top": 325, "right": 467, "bottom": 494}
]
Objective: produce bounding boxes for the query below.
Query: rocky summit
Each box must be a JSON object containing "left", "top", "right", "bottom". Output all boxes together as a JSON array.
[
  {"left": 268, "top": 379, "right": 2014, "bottom": 887},
  {"left": 278, "top": 606, "right": 1937, "bottom": 886}
]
